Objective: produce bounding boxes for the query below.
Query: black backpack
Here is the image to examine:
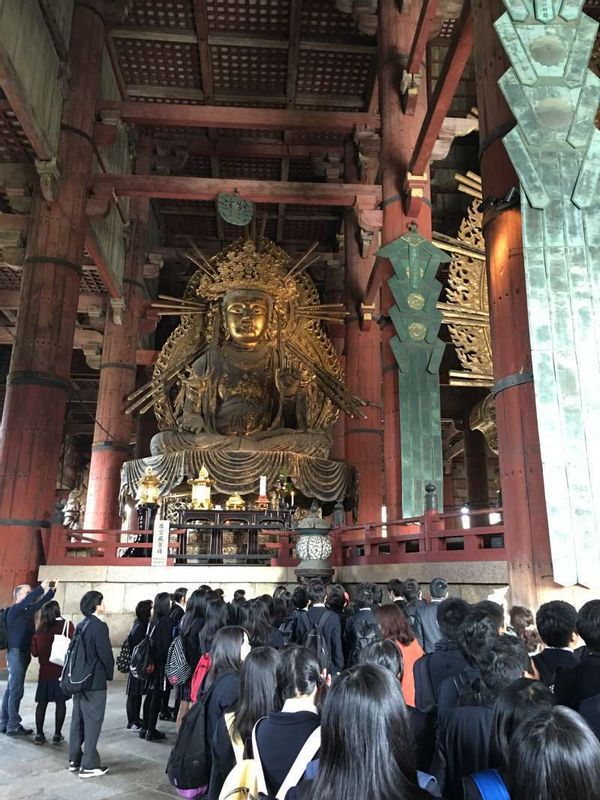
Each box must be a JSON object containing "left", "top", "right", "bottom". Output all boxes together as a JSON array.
[
  {"left": 130, "top": 624, "right": 155, "bottom": 680},
  {"left": 302, "top": 611, "right": 333, "bottom": 667},
  {"left": 60, "top": 620, "right": 93, "bottom": 697},
  {"left": 166, "top": 691, "right": 211, "bottom": 792},
  {"left": 0, "top": 608, "right": 8, "bottom": 650},
  {"left": 348, "top": 615, "right": 381, "bottom": 667}
]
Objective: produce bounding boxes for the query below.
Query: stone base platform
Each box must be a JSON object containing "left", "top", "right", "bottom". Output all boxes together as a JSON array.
[{"left": 37, "top": 561, "right": 510, "bottom": 658}]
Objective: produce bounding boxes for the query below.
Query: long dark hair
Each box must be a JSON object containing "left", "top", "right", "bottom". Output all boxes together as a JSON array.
[
  {"left": 151, "top": 592, "right": 171, "bottom": 625},
  {"left": 181, "top": 588, "right": 208, "bottom": 636},
  {"left": 199, "top": 597, "right": 228, "bottom": 652},
  {"left": 38, "top": 600, "right": 61, "bottom": 631},
  {"left": 358, "top": 639, "right": 404, "bottom": 681},
  {"left": 242, "top": 599, "right": 272, "bottom": 647},
  {"left": 489, "top": 678, "right": 555, "bottom": 770},
  {"left": 307, "top": 664, "right": 429, "bottom": 800},
  {"left": 203, "top": 626, "right": 246, "bottom": 692},
  {"left": 507, "top": 706, "right": 600, "bottom": 800},
  {"left": 277, "top": 645, "right": 323, "bottom": 702},
  {"left": 231, "top": 646, "right": 281, "bottom": 744}
]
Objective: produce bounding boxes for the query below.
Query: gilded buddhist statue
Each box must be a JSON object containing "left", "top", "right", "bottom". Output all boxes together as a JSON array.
[{"left": 121, "top": 235, "right": 362, "bottom": 508}]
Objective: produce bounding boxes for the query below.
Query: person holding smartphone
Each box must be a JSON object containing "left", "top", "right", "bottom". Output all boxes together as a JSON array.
[{"left": 1, "top": 579, "right": 58, "bottom": 736}]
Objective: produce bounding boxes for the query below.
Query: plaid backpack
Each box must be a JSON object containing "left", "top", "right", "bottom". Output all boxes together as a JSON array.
[{"left": 166, "top": 635, "right": 192, "bottom": 686}]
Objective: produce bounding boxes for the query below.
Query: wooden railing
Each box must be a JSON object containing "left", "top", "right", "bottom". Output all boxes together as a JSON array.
[{"left": 45, "top": 506, "right": 505, "bottom": 568}]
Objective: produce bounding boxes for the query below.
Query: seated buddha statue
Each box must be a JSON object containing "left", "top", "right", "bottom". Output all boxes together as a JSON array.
[{"left": 142, "top": 238, "right": 362, "bottom": 461}]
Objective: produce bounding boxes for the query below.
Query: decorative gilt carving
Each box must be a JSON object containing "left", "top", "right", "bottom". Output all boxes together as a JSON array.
[
  {"left": 436, "top": 173, "right": 493, "bottom": 388},
  {"left": 470, "top": 394, "right": 498, "bottom": 455}
]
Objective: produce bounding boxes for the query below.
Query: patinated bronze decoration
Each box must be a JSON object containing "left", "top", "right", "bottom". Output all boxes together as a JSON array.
[{"left": 120, "top": 234, "right": 362, "bottom": 510}]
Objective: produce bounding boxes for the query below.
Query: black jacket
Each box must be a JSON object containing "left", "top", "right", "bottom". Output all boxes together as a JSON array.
[
  {"left": 532, "top": 647, "right": 578, "bottom": 687},
  {"left": 182, "top": 617, "right": 205, "bottom": 671},
  {"left": 254, "top": 709, "right": 320, "bottom": 798},
  {"left": 414, "top": 601, "right": 443, "bottom": 654},
  {"left": 554, "top": 652, "right": 600, "bottom": 709},
  {"left": 436, "top": 666, "right": 481, "bottom": 736},
  {"left": 293, "top": 606, "right": 343, "bottom": 674},
  {"left": 6, "top": 586, "right": 55, "bottom": 650},
  {"left": 209, "top": 712, "right": 238, "bottom": 800},
  {"left": 76, "top": 614, "right": 114, "bottom": 691},
  {"left": 204, "top": 670, "right": 240, "bottom": 750},
  {"left": 170, "top": 604, "right": 185, "bottom": 629},
  {"left": 414, "top": 639, "right": 469, "bottom": 712},
  {"left": 432, "top": 703, "right": 495, "bottom": 800},
  {"left": 343, "top": 607, "right": 379, "bottom": 665}
]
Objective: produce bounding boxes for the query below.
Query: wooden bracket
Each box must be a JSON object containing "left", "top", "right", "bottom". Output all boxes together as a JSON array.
[
  {"left": 403, "top": 171, "right": 428, "bottom": 216},
  {"left": 360, "top": 302, "right": 376, "bottom": 331}
]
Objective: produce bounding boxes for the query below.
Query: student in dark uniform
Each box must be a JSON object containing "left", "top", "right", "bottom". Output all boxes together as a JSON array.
[
  {"left": 254, "top": 646, "right": 325, "bottom": 798},
  {"left": 532, "top": 600, "right": 578, "bottom": 687},
  {"left": 208, "top": 646, "right": 281, "bottom": 800},
  {"left": 125, "top": 599, "right": 152, "bottom": 731},
  {"left": 141, "top": 592, "right": 173, "bottom": 741},
  {"left": 68, "top": 591, "right": 114, "bottom": 779},
  {"left": 463, "top": 678, "right": 555, "bottom": 800}
]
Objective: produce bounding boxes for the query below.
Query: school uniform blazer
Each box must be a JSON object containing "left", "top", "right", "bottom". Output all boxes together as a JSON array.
[{"left": 76, "top": 614, "right": 114, "bottom": 691}]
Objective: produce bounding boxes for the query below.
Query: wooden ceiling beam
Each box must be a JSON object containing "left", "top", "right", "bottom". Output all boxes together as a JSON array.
[
  {"left": 407, "top": 0, "right": 439, "bottom": 75},
  {"left": 150, "top": 137, "right": 343, "bottom": 159},
  {"left": 93, "top": 174, "right": 381, "bottom": 206},
  {"left": 126, "top": 85, "right": 364, "bottom": 109},
  {"left": 99, "top": 101, "right": 380, "bottom": 133},
  {"left": 409, "top": 0, "right": 474, "bottom": 176},
  {"left": 0, "top": 289, "right": 106, "bottom": 312},
  {"left": 109, "top": 26, "right": 376, "bottom": 54}
]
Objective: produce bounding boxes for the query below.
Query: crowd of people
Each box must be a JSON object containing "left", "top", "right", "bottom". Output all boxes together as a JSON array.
[{"left": 3, "top": 576, "right": 600, "bottom": 798}]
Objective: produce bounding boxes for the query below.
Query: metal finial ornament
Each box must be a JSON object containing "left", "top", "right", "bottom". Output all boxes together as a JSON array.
[{"left": 217, "top": 190, "right": 255, "bottom": 226}]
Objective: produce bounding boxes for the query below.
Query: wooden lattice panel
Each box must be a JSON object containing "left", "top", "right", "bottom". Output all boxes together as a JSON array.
[
  {"left": 206, "top": 0, "right": 290, "bottom": 35},
  {"left": 436, "top": 19, "right": 457, "bottom": 38},
  {"left": 215, "top": 128, "right": 283, "bottom": 140},
  {"left": 297, "top": 50, "right": 372, "bottom": 96},
  {"left": 128, "top": 0, "right": 195, "bottom": 29},
  {"left": 301, "top": 0, "right": 364, "bottom": 39},
  {"left": 211, "top": 45, "right": 287, "bottom": 92},
  {"left": 219, "top": 156, "right": 281, "bottom": 180},
  {"left": 285, "top": 204, "right": 343, "bottom": 216},
  {"left": 81, "top": 266, "right": 108, "bottom": 293},
  {"left": 284, "top": 217, "right": 340, "bottom": 242},
  {"left": 288, "top": 158, "right": 321, "bottom": 182},
  {"left": 115, "top": 39, "right": 201, "bottom": 88},
  {"left": 175, "top": 155, "right": 212, "bottom": 176},
  {"left": 0, "top": 107, "right": 33, "bottom": 163},
  {"left": 429, "top": 42, "right": 476, "bottom": 116},
  {"left": 287, "top": 131, "right": 344, "bottom": 144},
  {"left": 171, "top": 214, "right": 219, "bottom": 239},
  {"left": 0, "top": 265, "right": 21, "bottom": 289}
]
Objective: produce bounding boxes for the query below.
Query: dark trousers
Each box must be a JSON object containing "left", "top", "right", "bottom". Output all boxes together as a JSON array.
[
  {"left": 69, "top": 690, "right": 107, "bottom": 770},
  {"left": 143, "top": 685, "right": 167, "bottom": 732},
  {"left": 1, "top": 648, "right": 31, "bottom": 732}
]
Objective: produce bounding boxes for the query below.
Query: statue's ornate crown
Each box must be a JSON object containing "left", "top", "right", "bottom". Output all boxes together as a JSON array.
[{"left": 197, "top": 238, "right": 298, "bottom": 303}]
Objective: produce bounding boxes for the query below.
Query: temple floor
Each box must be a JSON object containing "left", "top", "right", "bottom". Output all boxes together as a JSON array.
[{"left": 0, "top": 681, "right": 177, "bottom": 800}]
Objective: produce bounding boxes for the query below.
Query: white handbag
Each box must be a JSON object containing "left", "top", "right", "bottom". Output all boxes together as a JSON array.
[{"left": 49, "top": 618, "right": 71, "bottom": 667}]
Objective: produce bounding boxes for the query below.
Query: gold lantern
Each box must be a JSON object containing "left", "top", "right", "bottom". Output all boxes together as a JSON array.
[
  {"left": 137, "top": 467, "right": 161, "bottom": 505},
  {"left": 190, "top": 466, "right": 214, "bottom": 510}
]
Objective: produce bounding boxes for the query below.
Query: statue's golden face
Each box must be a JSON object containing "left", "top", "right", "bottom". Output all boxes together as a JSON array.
[{"left": 223, "top": 290, "right": 271, "bottom": 348}]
